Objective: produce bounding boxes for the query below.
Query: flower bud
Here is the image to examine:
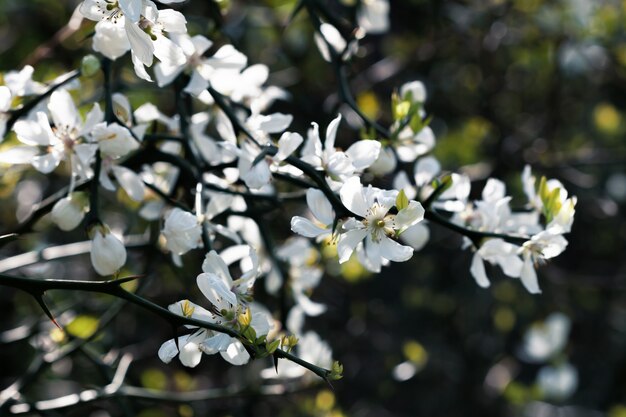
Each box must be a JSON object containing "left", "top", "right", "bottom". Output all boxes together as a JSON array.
[
  {"left": 162, "top": 208, "right": 202, "bottom": 255},
  {"left": 81, "top": 55, "right": 101, "bottom": 77},
  {"left": 51, "top": 197, "right": 85, "bottom": 231},
  {"left": 90, "top": 225, "right": 127, "bottom": 276}
]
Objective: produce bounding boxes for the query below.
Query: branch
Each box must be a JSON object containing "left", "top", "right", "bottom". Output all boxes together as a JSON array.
[{"left": 0, "top": 273, "right": 334, "bottom": 379}]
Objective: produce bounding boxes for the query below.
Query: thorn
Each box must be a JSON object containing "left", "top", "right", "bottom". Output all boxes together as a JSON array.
[
  {"left": 273, "top": 352, "right": 279, "bottom": 374},
  {"left": 323, "top": 376, "right": 335, "bottom": 391},
  {"left": 114, "top": 274, "right": 144, "bottom": 285},
  {"left": 0, "top": 233, "right": 19, "bottom": 248},
  {"left": 33, "top": 292, "right": 61, "bottom": 329},
  {"left": 286, "top": 0, "right": 305, "bottom": 27}
]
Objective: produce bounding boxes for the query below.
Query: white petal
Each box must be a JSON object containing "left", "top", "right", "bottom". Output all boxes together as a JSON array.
[
  {"left": 337, "top": 228, "right": 368, "bottom": 263},
  {"left": 241, "top": 64, "right": 269, "bottom": 87},
  {"left": 90, "top": 230, "right": 127, "bottom": 276},
  {"left": 220, "top": 340, "right": 250, "bottom": 366},
  {"left": 470, "top": 252, "right": 490, "bottom": 288},
  {"left": 197, "top": 272, "right": 238, "bottom": 309},
  {"left": 399, "top": 223, "right": 430, "bottom": 251},
  {"left": 379, "top": 236, "right": 413, "bottom": 262},
  {"left": 202, "top": 250, "right": 233, "bottom": 281},
  {"left": 200, "top": 333, "right": 231, "bottom": 354},
  {"left": 498, "top": 255, "right": 524, "bottom": 278},
  {"left": 93, "top": 20, "right": 131, "bottom": 60},
  {"left": 155, "top": 62, "right": 184, "bottom": 87},
  {"left": 184, "top": 70, "right": 209, "bottom": 96},
  {"left": 294, "top": 291, "right": 327, "bottom": 316},
  {"left": 132, "top": 53, "right": 152, "bottom": 82},
  {"left": 306, "top": 188, "right": 334, "bottom": 226},
  {"left": 14, "top": 113, "right": 54, "bottom": 146},
  {"left": 339, "top": 176, "right": 368, "bottom": 217},
  {"left": 48, "top": 89, "right": 80, "bottom": 131},
  {"left": 324, "top": 114, "right": 341, "bottom": 150},
  {"left": 179, "top": 341, "right": 203, "bottom": 367},
  {"left": 157, "top": 9, "right": 187, "bottom": 34},
  {"left": 125, "top": 19, "right": 154, "bottom": 66},
  {"left": 414, "top": 156, "right": 441, "bottom": 187},
  {"left": 119, "top": 0, "right": 142, "bottom": 23},
  {"left": 291, "top": 216, "right": 328, "bottom": 238},
  {"left": 112, "top": 165, "right": 145, "bottom": 201},
  {"left": 242, "top": 160, "right": 271, "bottom": 189},
  {"left": 190, "top": 34, "right": 212, "bottom": 55},
  {"left": 275, "top": 132, "right": 303, "bottom": 161},
  {"left": 520, "top": 256, "right": 541, "bottom": 294},
  {"left": 396, "top": 201, "right": 425, "bottom": 229},
  {"left": 158, "top": 338, "right": 179, "bottom": 364},
  {"left": 345, "top": 140, "right": 381, "bottom": 171},
  {"left": 257, "top": 113, "right": 293, "bottom": 134},
  {"left": 32, "top": 152, "right": 62, "bottom": 174},
  {"left": 0, "top": 146, "right": 39, "bottom": 164},
  {"left": 153, "top": 35, "right": 187, "bottom": 67}
]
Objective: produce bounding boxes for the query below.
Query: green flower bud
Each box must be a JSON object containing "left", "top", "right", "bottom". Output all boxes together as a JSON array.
[{"left": 81, "top": 55, "right": 101, "bottom": 77}]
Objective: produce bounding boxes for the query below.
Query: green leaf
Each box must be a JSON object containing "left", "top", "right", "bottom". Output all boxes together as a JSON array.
[
  {"left": 396, "top": 189, "right": 409, "bottom": 211},
  {"left": 266, "top": 339, "right": 280, "bottom": 355},
  {"left": 242, "top": 326, "right": 257, "bottom": 343}
]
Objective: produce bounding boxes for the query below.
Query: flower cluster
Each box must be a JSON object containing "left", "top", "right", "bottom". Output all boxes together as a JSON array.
[{"left": 0, "top": 0, "right": 574, "bottom": 383}]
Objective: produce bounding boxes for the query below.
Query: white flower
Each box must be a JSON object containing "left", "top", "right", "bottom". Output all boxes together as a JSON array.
[
  {"left": 338, "top": 177, "right": 425, "bottom": 272},
  {"left": 291, "top": 188, "right": 335, "bottom": 239},
  {"left": 80, "top": 0, "right": 187, "bottom": 81},
  {"left": 158, "top": 247, "right": 269, "bottom": 368},
  {"left": 100, "top": 163, "right": 146, "bottom": 202},
  {"left": 518, "top": 231, "right": 569, "bottom": 294},
  {"left": 8, "top": 89, "right": 102, "bottom": 184},
  {"left": 314, "top": 23, "right": 358, "bottom": 63},
  {"left": 399, "top": 81, "right": 427, "bottom": 103},
  {"left": 469, "top": 238, "right": 524, "bottom": 289},
  {"left": 3, "top": 65, "right": 46, "bottom": 96},
  {"left": 261, "top": 331, "right": 333, "bottom": 380},
  {"left": 521, "top": 313, "right": 571, "bottom": 363},
  {"left": 537, "top": 363, "right": 578, "bottom": 401},
  {"left": 357, "top": 0, "right": 390, "bottom": 35},
  {"left": 90, "top": 226, "right": 127, "bottom": 276},
  {"left": 276, "top": 238, "right": 326, "bottom": 317},
  {"left": 161, "top": 208, "right": 202, "bottom": 255},
  {"left": 300, "top": 114, "right": 381, "bottom": 187},
  {"left": 51, "top": 197, "right": 86, "bottom": 231}
]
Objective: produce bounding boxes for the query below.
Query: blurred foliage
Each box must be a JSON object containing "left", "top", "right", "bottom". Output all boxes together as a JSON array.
[{"left": 1, "top": 0, "right": 626, "bottom": 417}]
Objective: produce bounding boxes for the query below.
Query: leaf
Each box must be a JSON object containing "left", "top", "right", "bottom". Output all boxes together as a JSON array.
[{"left": 396, "top": 189, "right": 409, "bottom": 211}]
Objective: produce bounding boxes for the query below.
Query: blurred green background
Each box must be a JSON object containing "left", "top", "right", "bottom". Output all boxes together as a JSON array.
[{"left": 1, "top": 0, "right": 626, "bottom": 416}]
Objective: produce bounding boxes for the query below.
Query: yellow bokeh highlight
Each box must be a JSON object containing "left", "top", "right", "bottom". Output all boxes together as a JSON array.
[
  {"left": 594, "top": 103, "right": 621, "bottom": 134},
  {"left": 493, "top": 307, "right": 516, "bottom": 333},
  {"left": 66, "top": 315, "right": 100, "bottom": 339},
  {"left": 340, "top": 255, "right": 371, "bottom": 283},
  {"left": 609, "top": 404, "right": 626, "bottom": 417},
  {"left": 316, "top": 389, "right": 336, "bottom": 411},
  {"left": 178, "top": 405, "right": 194, "bottom": 417},
  {"left": 402, "top": 340, "right": 429, "bottom": 368},
  {"left": 141, "top": 368, "right": 167, "bottom": 390},
  {"left": 357, "top": 91, "right": 381, "bottom": 120}
]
